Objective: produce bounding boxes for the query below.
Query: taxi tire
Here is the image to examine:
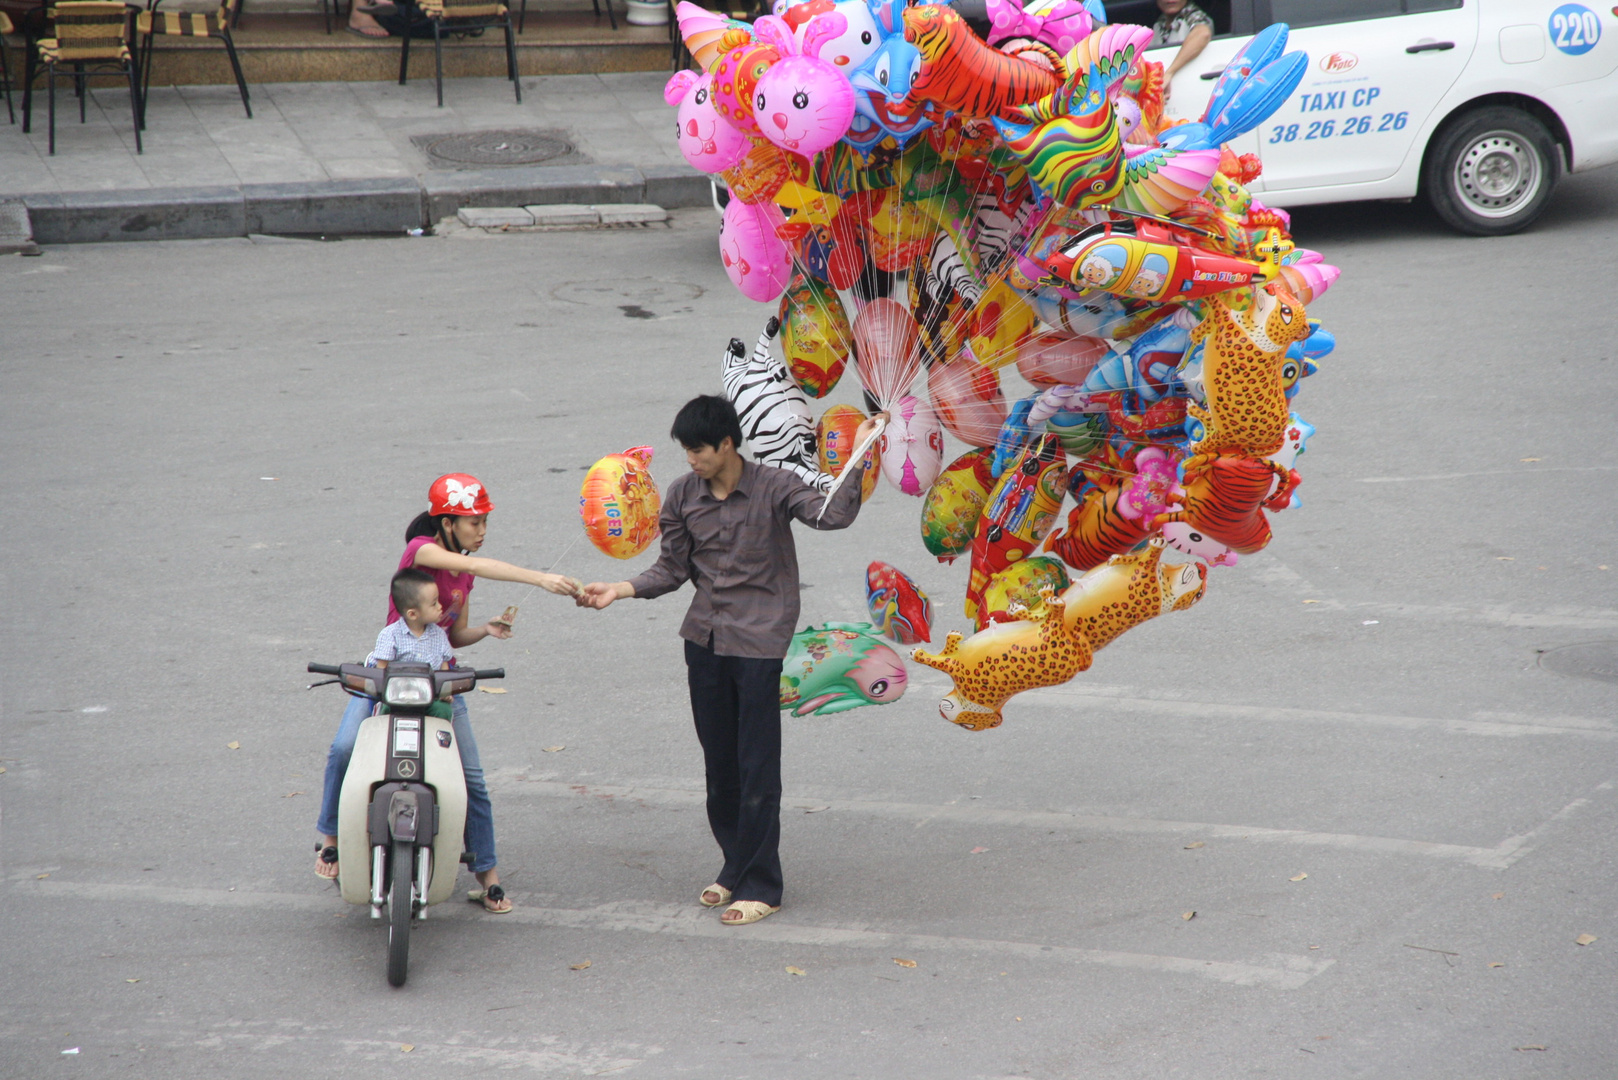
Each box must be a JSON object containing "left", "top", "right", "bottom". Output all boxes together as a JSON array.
[{"left": 1423, "top": 106, "right": 1560, "bottom": 237}]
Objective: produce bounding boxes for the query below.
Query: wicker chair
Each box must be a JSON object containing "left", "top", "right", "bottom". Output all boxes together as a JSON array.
[
  {"left": 33, "top": 1, "right": 141, "bottom": 154},
  {"left": 399, "top": 0, "right": 520, "bottom": 108},
  {"left": 136, "top": 0, "right": 251, "bottom": 125},
  {"left": 1, "top": 12, "right": 15, "bottom": 124}
]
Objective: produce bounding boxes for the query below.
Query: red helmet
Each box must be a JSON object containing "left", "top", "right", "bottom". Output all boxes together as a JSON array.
[{"left": 428, "top": 473, "right": 494, "bottom": 517}]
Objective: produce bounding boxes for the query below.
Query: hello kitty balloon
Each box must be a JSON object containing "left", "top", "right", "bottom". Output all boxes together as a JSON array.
[
  {"left": 878, "top": 394, "right": 945, "bottom": 497},
  {"left": 779, "top": 0, "right": 883, "bottom": 73},
  {"left": 751, "top": 13, "right": 857, "bottom": 157},
  {"left": 720, "top": 198, "right": 793, "bottom": 303},
  {"left": 665, "top": 69, "right": 750, "bottom": 175}
]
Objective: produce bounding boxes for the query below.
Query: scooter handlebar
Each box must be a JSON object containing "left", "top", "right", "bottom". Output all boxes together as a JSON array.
[
  {"left": 308, "top": 663, "right": 342, "bottom": 675},
  {"left": 472, "top": 668, "right": 505, "bottom": 680}
]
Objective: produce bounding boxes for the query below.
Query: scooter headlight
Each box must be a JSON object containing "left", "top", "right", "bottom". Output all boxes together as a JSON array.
[{"left": 384, "top": 676, "right": 434, "bottom": 707}]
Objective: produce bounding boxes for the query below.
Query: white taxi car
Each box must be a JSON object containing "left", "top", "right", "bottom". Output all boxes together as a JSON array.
[{"left": 1112, "top": 0, "right": 1618, "bottom": 233}]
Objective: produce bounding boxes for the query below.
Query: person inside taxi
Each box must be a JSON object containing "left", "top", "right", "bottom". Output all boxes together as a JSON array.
[{"left": 1151, "top": 0, "right": 1214, "bottom": 102}]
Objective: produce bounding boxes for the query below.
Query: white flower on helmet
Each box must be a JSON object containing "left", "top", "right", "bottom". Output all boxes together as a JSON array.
[{"left": 443, "top": 479, "right": 481, "bottom": 511}]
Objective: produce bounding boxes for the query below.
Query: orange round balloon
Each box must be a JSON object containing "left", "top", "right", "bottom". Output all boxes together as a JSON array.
[
  {"left": 580, "top": 446, "right": 661, "bottom": 559},
  {"left": 817, "top": 404, "right": 879, "bottom": 502}
]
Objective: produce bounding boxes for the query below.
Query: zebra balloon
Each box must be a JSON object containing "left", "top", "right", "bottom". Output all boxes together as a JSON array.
[{"left": 721, "top": 318, "right": 832, "bottom": 491}]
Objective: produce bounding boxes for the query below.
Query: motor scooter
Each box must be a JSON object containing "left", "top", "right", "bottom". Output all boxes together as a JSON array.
[{"left": 307, "top": 660, "right": 503, "bottom": 987}]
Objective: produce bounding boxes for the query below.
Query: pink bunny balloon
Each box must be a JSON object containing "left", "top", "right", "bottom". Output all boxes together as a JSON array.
[
  {"left": 878, "top": 394, "right": 945, "bottom": 497},
  {"left": 751, "top": 13, "right": 856, "bottom": 157},
  {"left": 665, "top": 69, "right": 750, "bottom": 175},
  {"left": 720, "top": 198, "right": 793, "bottom": 303}
]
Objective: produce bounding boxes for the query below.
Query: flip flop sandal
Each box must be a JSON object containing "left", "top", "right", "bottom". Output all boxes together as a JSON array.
[
  {"left": 315, "top": 843, "right": 340, "bottom": 879},
  {"left": 721, "top": 900, "right": 780, "bottom": 925},
  {"left": 699, "top": 883, "right": 732, "bottom": 908},
  {"left": 467, "top": 885, "right": 511, "bottom": 913},
  {"left": 345, "top": 23, "right": 391, "bottom": 37}
]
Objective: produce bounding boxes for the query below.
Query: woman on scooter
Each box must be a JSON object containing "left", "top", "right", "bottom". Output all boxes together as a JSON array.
[{"left": 315, "top": 473, "right": 579, "bottom": 913}]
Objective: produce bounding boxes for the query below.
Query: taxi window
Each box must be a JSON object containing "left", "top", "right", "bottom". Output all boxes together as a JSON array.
[
  {"left": 1266, "top": 0, "right": 1460, "bottom": 27},
  {"left": 1103, "top": 1, "right": 1237, "bottom": 37}
]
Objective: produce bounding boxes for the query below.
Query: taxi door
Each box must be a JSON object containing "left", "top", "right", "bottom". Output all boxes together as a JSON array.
[{"left": 1255, "top": 0, "right": 1481, "bottom": 190}]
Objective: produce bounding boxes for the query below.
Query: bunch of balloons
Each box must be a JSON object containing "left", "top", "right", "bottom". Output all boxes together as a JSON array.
[{"left": 667, "top": 2, "right": 1340, "bottom": 728}]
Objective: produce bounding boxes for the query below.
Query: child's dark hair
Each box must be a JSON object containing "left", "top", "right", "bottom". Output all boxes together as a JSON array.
[
  {"left": 391, "top": 567, "right": 438, "bottom": 615},
  {"left": 671, "top": 394, "right": 743, "bottom": 452}
]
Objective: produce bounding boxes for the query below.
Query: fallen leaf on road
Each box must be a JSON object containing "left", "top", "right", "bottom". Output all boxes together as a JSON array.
[
  {"left": 480, "top": 687, "right": 507, "bottom": 694},
  {"left": 1302, "top": 599, "right": 1320, "bottom": 604},
  {"left": 282, "top": 791, "right": 303, "bottom": 798},
  {"left": 570, "top": 961, "right": 592, "bottom": 970},
  {"left": 893, "top": 958, "right": 917, "bottom": 968},
  {"left": 1575, "top": 934, "right": 1597, "bottom": 946},
  {"left": 1600, "top": 566, "right": 1610, "bottom": 571},
  {"left": 1184, "top": 841, "right": 1204, "bottom": 849},
  {"left": 1496, "top": 557, "right": 1514, "bottom": 561},
  {"left": 1519, "top": 458, "right": 1540, "bottom": 463},
  {"left": 1308, "top": 945, "right": 1320, "bottom": 950},
  {"left": 0, "top": 767, "right": 7, "bottom": 774},
  {"left": 1492, "top": 892, "right": 1504, "bottom": 900},
  {"left": 1489, "top": 962, "right": 1504, "bottom": 968},
  {"left": 61, "top": 1049, "right": 79, "bottom": 1056},
  {"left": 971, "top": 847, "right": 989, "bottom": 854},
  {"left": 542, "top": 746, "right": 565, "bottom": 753},
  {"left": 400, "top": 1044, "right": 414, "bottom": 1052},
  {"left": 785, "top": 966, "right": 806, "bottom": 976},
  {"left": 1315, "top": 1036, "right": 1331, "bottom": 1041},
  {"left": 126, "top": 978, "right": 140, "bottom": 983},
  {"left": 1182, "top": 911, "right": 1196, "bottom": 921},
  {"left": 1014, "top": 1017, "right": 1022, "bottom": 1022},
  {"left": 1290, "top": 873, "right": 1308, "bottom": 882},
  {"left": 1515, "top": 1046, "right": 1547, "bottom": 1052},
  {"left": 227, "top": 741, "right": 240, "bottom": 750},
  {"left": 36, "top": 873, "right": 48, "bottom": 880},
  {"left": 804, "top": 806, "right": 829, "bottom": 813}
]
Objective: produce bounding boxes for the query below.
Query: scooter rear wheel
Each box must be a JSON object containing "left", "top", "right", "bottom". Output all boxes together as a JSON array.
[{"left": 386, "top": 840, "right": 414, "bottom": 987}]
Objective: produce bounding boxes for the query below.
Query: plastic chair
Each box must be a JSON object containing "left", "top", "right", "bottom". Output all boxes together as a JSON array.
[
  {"left": 136, "top": 0, "right": 251, "bottom": 125},
  {"left": 31, "top": 1, "right": 141, "bottom": 154},
  {"left": 399, "top": 0, "right": 520, "bottom": 108}
]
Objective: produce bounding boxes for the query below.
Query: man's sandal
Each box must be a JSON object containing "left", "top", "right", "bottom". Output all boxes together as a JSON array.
[
  {"left": 721, "top": 900, "right": 780, "bottom": 925},
  {"left": 466, "top": 885, "right": 511, "bottom": 913},
  {"left": 315, "top": 843, "right": 339, "bottom": 879},
  {"left": 699, "top": 883, "right": 732, "bottom": 908}
]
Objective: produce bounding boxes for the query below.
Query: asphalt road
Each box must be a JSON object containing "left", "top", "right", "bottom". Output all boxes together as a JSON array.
[{"left": 3, "top": 170, "right": 1617, "bottom": 1079}]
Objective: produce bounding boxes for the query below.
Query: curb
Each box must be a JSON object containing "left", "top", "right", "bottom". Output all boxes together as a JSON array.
[{"left": 16, "top": 165, "right": 712, "bottom": 245}]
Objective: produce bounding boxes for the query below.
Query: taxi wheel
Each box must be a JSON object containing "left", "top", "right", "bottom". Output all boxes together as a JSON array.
[{"left": 1424, "top": 107, "right": 1560, "bottom": 237}]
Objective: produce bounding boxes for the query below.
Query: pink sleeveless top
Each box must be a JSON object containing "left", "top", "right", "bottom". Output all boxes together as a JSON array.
[{"left": 386, "top": 535, "right": 474, "bottom": 631}]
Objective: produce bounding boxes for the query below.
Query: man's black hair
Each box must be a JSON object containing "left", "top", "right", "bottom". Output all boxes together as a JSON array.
[
  {"left": 671, "top": 394, "right": 743, "bottom": 452},
  {"left": 391, "top": 567, "right": 438, "bottom": 615}
]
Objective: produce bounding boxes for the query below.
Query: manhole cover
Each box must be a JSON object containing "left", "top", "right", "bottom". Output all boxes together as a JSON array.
[
  {"left": 1539, "top": 642, "right": 1618, "bottom": 684},
  {"left": 552, "top": 278, "right": 705, "bottom": 306},
  {"left": 416, "top": 129, "right": 578, "bottom": 168}
]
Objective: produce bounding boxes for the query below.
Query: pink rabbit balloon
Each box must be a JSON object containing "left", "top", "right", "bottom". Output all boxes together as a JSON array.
[
  {"left": 720, "top": 198, "right": 793, "bottom": 303},
  {"left": 878, "top": 394, "right": 945, "bottom": 497},
  {"left": 751, "top": 13, "right": 856, "bottom": 157},
  {"left": 665, "top": 69, "right": 750, "bottom": 175}
]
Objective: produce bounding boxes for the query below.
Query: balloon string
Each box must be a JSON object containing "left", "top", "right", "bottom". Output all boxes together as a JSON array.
[{"left": 506, "top": 530, "right": 585, "bottom": 611}]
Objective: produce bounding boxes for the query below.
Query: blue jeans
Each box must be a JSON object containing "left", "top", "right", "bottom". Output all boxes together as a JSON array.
[{"left": 316, "top": 692, "right": 497, "bottom": 873}]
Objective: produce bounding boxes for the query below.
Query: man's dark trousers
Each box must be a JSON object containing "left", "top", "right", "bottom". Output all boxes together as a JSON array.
[{"left": 685, "top": 637, "right": 784, "bottom": 907}]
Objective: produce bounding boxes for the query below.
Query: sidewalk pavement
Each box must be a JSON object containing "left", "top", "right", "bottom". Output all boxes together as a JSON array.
[{"left": 0, "top": 72, "right": 710, "bottom": 244}]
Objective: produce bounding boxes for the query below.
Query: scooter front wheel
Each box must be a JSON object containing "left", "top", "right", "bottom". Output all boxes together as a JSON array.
[{"left": 386, "top": 839, "right": 414, "bottom": 987}]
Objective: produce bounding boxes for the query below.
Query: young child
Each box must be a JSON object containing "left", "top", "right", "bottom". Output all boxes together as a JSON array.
[{"left": 369, "top": 568, "right": 455, "bottom": 671}]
